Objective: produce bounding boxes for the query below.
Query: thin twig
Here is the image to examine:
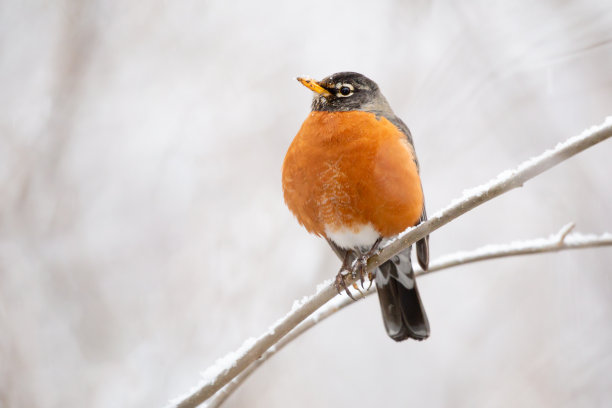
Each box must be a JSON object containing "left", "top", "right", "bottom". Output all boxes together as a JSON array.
[
  {"left": 555, "top": 222, "right": 575, "bottom": 245},
  {"left": 204, "top": 229, "right": 612, "bottom": 408},
  {"left": 422, "top": 229, "right": 611, "bottom": 274},
  {"left": 370, "top": 118, "right": 612, "bottom": 272},
  {"left": 170, "top": 116, "right": 612, "bottom": 408}
]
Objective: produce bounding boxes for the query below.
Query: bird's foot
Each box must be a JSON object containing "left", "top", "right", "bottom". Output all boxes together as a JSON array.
[
  {"left": 353, "top": 238, "right": 382, "bottom": 290},
  {"left": 334, "top": 239, "right": 382, "bottom": 299},
  {"left": 334, "top": 266, "right": 356, "bottom": 300},
  {"left": 333, "top": 267, "right": 366, "bottom": 300},
  {"left": 352, "top": 254, "right": 368, "bottom": 290}
]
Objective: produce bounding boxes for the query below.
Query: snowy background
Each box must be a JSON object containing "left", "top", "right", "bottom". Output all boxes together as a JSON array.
[{"left": 1, "top": 1, "right": 612, "bottom": 407}]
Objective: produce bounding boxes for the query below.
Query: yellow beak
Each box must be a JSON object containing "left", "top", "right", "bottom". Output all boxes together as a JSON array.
[{"left": 296, "top": 77, "right": 331, "bottom": 96}]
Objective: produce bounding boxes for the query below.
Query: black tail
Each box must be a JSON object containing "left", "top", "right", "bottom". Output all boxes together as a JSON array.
[{"left": 375, "top": 247, "right": 430, "bottom": 341}]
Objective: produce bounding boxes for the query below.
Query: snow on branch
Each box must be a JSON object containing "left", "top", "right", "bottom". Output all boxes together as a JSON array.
[
  {"left": 202, "top": 226, "right": 612, "bottom": 408},
  {"left": 425, "top": 223, "right": 612, "bottom": 272},
  {"left": 371, "top": 116, "right": 612, "bottom": 271},
  {"left": 170, "top": 116, "right": 612, "bottom": 408}
]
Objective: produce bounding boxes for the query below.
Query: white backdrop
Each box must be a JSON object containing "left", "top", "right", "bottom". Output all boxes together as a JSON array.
[{"left": 1, "top": 1, "right": 611, "bottom": 407}]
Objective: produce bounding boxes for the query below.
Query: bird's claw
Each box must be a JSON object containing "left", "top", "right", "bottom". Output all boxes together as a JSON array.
[
  {"left": 354, "top": 255, "right": 368, "bottom": 290},
  {"left": 335, "top": 257, "right": 373, "bottom": 300},
  {"left": 334, "top": 268, "right": 356, "bottom": 300},
  {"left": 335, "top": 239, "right": 382, "bottom": 300},
  {"left": 366, "top": 271, "right": 374, "bottom": 291}
]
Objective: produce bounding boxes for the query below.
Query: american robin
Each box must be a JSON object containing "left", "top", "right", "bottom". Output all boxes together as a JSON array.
[{"left": 282, "top": 72, "right": 430, "bottom": 341}]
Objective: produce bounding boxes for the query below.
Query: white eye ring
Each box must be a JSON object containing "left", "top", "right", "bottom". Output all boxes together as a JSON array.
[{"left": 335, "top": 83, "right": 354, "bottom": 97}]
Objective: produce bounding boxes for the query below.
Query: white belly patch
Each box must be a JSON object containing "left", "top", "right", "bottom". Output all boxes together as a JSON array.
[{"left": 324, "top": 223, "right": 381, "bottom": 250}]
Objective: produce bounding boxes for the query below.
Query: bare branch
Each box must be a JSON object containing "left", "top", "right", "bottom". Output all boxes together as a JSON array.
[
  {"left": 422, "top": 229, "right": 612, "bottom": 275},
  {"left": 171, "top": 284, "right": 338, "bottom": 408},
  {"left": 555, "top": 222, "right": 575, "bottom": 245},
  {"left": 204, "top": 229, "right": 612, "bottom": 408},
  {"left": 370, "top": 117, "right": 612, "bottom": 272},
  {"left": 170, "top": 116, "right": 612, "bottom": 408}
]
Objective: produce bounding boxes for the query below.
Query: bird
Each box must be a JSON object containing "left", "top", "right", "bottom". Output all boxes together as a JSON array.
[{"left": 282, "top": 72, "right": 430, "bottom": 341}]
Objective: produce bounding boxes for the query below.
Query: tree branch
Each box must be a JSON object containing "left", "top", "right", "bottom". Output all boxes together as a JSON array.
[
  {"left": 369, "top": 118, "right": 612, "bottom": 272},
  {"left": 170, "top": 116, "right": 612, "bottom": 408},
  {"left": 422, "top": 224, "right": 612, "bottom": 274},
  {"left": 204, "top": 227, "right": 612, "bottom": 408}
]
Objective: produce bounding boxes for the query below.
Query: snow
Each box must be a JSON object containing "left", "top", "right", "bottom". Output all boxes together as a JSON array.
[
  {"left": 169, "top": 276, "right": 340, "bottom": 406},
  {"left": 316, "top": 278, "right": 335, "bottom": 293},
  {"left": 460, "top": 169, "right": 517, "bottom": 199},
  {"left": 166, "top": 336, "right": 258, "bottom": 407},
  {"left": 565, "top": 232, "right": 612, "bottom": 244},
  {"left": 433, "top": 116, "right": 612, "bottom": 220},
  {"left": 429, "top": 231, "right": 612, "bottom": 270},
  {"left": 199, "top": 337, "right": 257, "bottom": 385},
  {"left": 167, "top": 225, "right": 611, "bottom": 407},
  {"left": 289, "top": 278, "right": 336, "bottom": 313},
  {"left": 291, "top": 295, "right": 314, "bottom": 312},
  {"left": 516, "top": 115, "right": 612, "bottom": 173},
  {"left": 167, "top": 115, "right": 612, "bottom": 406}
]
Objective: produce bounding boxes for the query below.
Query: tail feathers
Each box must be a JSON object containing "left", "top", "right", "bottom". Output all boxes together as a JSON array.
[{"left": 375, "top": 248, "right": 430, "bottom": 341}]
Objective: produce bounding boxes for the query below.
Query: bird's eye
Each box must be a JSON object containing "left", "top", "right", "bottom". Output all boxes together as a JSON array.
[{"left": 335, "top": 83, "right": 354, "bottom": 97}]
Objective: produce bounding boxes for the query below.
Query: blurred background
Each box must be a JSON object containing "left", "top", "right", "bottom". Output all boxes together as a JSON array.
[{"left": 1, "top": 0, "right": 611, "bottom": 407}]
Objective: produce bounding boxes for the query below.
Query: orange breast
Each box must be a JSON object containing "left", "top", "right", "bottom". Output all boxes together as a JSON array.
[{"left": 282, "top": 111, "right": 423, "bottom": 239}]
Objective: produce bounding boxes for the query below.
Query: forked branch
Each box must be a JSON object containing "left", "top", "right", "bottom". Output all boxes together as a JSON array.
[
  {"left": 204, "top": 226, "right": 612, "bottom": 408},
  {"left": 170, "top": 116, "right": 612, "bottom": 408}
]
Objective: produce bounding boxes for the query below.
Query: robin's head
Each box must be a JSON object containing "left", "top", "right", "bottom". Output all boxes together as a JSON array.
[{"left": 297, "top": 72, "right": 393, "bottom": 114}]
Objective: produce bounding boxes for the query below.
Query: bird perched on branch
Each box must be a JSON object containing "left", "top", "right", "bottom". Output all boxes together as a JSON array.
[{"left": 282, "top": 72, "right": 431, "bottom": 341}]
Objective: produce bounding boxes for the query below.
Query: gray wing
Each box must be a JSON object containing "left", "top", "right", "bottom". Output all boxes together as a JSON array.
[
  {"left": 415, "top": 206, "right": 429, "bottom": 270},
  {"left": 386, "top": 114, "right": 429, "bottom": 271}
]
